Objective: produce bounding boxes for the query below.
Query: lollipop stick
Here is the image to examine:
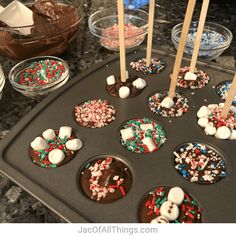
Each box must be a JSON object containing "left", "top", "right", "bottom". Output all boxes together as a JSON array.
[
  {"left": 189, "top": 0, "right": 210, "bottom": 72},
  {"left": 221, "top": 73, "right": 236, "bottom": 119},
  {"left": 146, "top": 0, "right": 155, "bottom": 66},
  {"left": 169, "top": 0, "right": 196, "bottom": 99},
  {"left": 117, "top": 0, "right": 126, "bottom": 83}
]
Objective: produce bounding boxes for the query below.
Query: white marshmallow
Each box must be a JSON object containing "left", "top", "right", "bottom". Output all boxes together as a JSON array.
[
  {"left": 31, "top": 137, "right": 47, "bottom": 151},
  {"left": 184, "top": 71, "right": 197, "bottom": 81},
  {"left": 106, "top": 75, "right": 115, "bottom": 85},
  {"left": 119, "top": 86, "right": 130, "bottom": 99},
  {"left": 168, "top": 187, "right": 185, "bottom": 206},
  {"left": 215, "top": 126, "right": 231, "bottom": 139},
  {"left": 151, "top": 216, "right": 169, "bottom": 224},
  {"left": 161, "top": 97, "right": 174, "bottom": 109},
  {"left": 42, "top": 129, "right": 56, "bottom": 140},
  {"left": 48, "top": 149, "right": 65, "bottom": 165},
  {"left": 219, "top": 103, "right": 224, "bottom": 108},
  {"left": 160, "top": 201, "right": 179, "bottom": 221},
  {"left": 59, "top": 126, "right": 72, "bottom": 139},
  {"left": 229, "top": 130, "right": 236, "bottom": 140},
  {"left": 198, "top": 117, "right": 209, "bottom": 128},
  {"left": 197, "top": 106, "right": 209, "bottom": 118},
  {"left": 120, "top": 127, "right": 134, "bottom": 141},
  {"left": 208, "top": 104, "right": 218, "bottom": 109},
  {"left": 204, "top": 125, "right": 217, "bottom": 136},
  {"left": 66, "top": 139, "right": 83, "bottom": 151},
  {"left": 132, "top": 78, "right": 146, "bottom": 90},
  {"left": 230, "top": 106, "right": 236, "bottom": 114},
  {"left": 126, "top": 70, "right": 129, "bottom": 79},
  {"left": 142, "top": 137, "right": 156, "bottom": 152},
  {"left": 140, "top": 124, "right": 154, "bottom": 131}
]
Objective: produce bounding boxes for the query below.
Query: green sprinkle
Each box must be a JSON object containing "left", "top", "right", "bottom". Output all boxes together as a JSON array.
[
  {"left": 50, "top": 164, "right": 57, "bottom": 168},
  {"left": 159, "top": 197, "right": 167, "bottom": 205}
]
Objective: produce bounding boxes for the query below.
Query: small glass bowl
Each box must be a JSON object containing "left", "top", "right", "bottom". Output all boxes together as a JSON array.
[
  {"left": 88, "top": 8, "right": 148, "bottom": 51},
  {"left": 0, "top": 66, "right": 5, "bottom": 100},
  {"left": 171, "top": 22, "right": 233, "bottom": 60},
  {"left": 8, "top": 56, "right": 69, "bottom": 99}
]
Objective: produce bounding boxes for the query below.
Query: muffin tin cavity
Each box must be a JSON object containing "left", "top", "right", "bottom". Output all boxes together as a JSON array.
[{"left": 79, "top": 155, "right": 132, "bottom": 203}]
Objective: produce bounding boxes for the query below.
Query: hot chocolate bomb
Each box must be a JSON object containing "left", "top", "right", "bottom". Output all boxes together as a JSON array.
[{"left": 0, "top": 0, "right": 80, "bottom": 59}]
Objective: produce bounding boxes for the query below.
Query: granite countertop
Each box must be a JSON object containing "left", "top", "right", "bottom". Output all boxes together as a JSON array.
[{"left": 0, "top": 0, "right": 235, "bottom": 223}]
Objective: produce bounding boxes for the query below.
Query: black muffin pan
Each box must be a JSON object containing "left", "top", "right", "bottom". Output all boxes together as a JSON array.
[{"left": 0, "top": 48, "right": 236, "bottom": 223}]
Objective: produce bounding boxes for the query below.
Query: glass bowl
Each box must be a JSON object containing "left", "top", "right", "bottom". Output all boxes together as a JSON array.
[
  {"left": 0, "top": 0, "right": 83, "bottom": 60},
  {"left": 88, "top": 8, "right": 149, "bottom": 51},
  {"left": 8, "top": 56, "right": 69, "bottom": 99},
  {"left": 171, "top": 22, "right": 233, "bottom": 60},
  {"left": 0, "top": 66, "right": 5, "bottom": 100}
]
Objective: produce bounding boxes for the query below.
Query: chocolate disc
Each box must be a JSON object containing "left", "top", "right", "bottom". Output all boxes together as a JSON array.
[
  {"left": 139, "top": 186, "right": 202, "bottom": 223},
  {"left": 79, "top": 156, "right": 132, "bottom": 203},
  {"left": 174, "top": 142, "right": 227, "bottom": 184}
]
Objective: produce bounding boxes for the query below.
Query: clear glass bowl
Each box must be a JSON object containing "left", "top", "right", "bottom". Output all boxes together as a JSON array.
[
  {"left": 0, "top": 0, "right": 83, "bottom": 60},
  {"left": 0, "top": 66, "right": 5, "bottom": 100},
  {"left": 171, "top": 22, "right": 233, "bottom": 60},
  {"left": 88, "top": 8, "right": 148, "bottom": 51},
  {"left": 8, "top": 56, "right": 69, "bottom": 99}
]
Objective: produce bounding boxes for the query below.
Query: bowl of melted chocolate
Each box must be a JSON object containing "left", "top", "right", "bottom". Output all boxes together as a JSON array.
[{"left": 0, "top": 0, "right": 83, "bottom": 60}]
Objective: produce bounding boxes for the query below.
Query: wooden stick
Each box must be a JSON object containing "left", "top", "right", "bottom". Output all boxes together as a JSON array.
[
  {"left": 146, "top": 0, "right": 155, "bottom": 65},
  {"left": 221, "top": 73, "right": 236, "bottom": 119},
  {"left": 168, "top": 0, "right": 196, "bottom": 99},
  {"left": 189, "top": 0, "right": 210, "bottom": 72},
  {"left": 117, "top": 0, "right": 126, "bottom": 83}
]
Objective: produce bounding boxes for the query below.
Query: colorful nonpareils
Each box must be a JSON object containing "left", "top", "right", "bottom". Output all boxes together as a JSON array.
[
  {"left": 139, "top": 186, "right": 202, "bottom": 223},
  {"left": 120, "top": 118, "right": 166, "bottom": 154},
  {"left": 174, "top": 142, "right": 227, "bottom": 184},
  {"left": 80, "top": 156, "right": 132, "bottom": 203},
  {"left": 74, "top": 99, "right": 116, "bottom": 128},
  {"left": 216, "top": 81, "right": 236, "bottom": 105}
]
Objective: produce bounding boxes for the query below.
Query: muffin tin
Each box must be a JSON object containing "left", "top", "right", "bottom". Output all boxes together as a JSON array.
[{"left": 0, "top": 48, "right": 236, "bottom": 223}]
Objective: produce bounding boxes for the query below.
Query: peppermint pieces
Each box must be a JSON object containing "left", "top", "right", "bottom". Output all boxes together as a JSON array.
[
  {"left": 80, "top": 156, "right": 132, "bottom": 203},
  {"left": 120, "top": 118, "right": 166, "bottom": 154},
  {"left": 15, "top": 59, "right": 66, "bottom": 88},
  {"left": 139, "top": 186, "right": 202, "bottom": 223},
  {"left": 130, "top": 58, "right": 165, "bottom": 75},
  {"left": 148, "top": 91, "right": 189, "bottom": 117},
  {"left": 216, "top": 80, "right": 236, "bottom": 106},
  {"left": 29, "top": 126, "right": 82, "bottom": 168},
  {"left": 197, "top": 104, "right": 236, "bottom": 140},
  {"left": 172, "top": 66, "right": 210, "bottom": 89},
  {"left": 74, "top": 99, "right": 116, "bottom": 128},
  {"left": 174, "top": 142, "right": 227, "bottom": 184}
]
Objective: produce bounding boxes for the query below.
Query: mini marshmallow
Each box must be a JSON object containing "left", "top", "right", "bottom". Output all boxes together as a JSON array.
[
  {"left": 120, "top": 127, "right": 134, "bottom": 141},
  {"left": 48, "top": 149, "right": 65, "bottom": 165},
  {"left": 151, "top": 216, "right": 169, "bottom": 224},
  {"left": 140, "top": 124, "right": 154, "bottom": 131},
  {"left": 65, "top": 139, "right": 83, "bottom": 151},
  {"left": 106, "top": 75, "right": 115, "bottom": 85},
  {"left": 184, "top": 71, "right": 197, "bottom": 81},
  {"left": 204, "top": 125, "right": 217, "bottom": 136},
  {"left": 42, "top": 129, "right": 56, "bottom": 140},
  {"left": 229, "top": 130, "right": 236, "bottom": 140},
  {"left": 198, "top": 117, "right": 209, "bottom": 128},
  {"left": 230, "top": 106, "right": 236, "bottom": 114},
  {"left": 160, "top": 201, "right": 179, "bottom": 221},
  {"left": 126, "top": 70, "right": 129, "bottom": 79},
  {"left": 197, "top": 106, "right": 209, "bottom": 118},
  {"left": 215, "top": 126, "right": 231, "bottom": 139},
  {"left": 132, "top": 78, "right": 146, "bottom": 90},
  {"left": 161, "top": 97, "right": 174, "bottom": 109},
  {"left": 142, "top": 137, "right": 156, "bottom": 152},
  {"left": 31, "top": 137, "right": 47, "bottom": 151},
  {"left": 208, "top": 104, "right": 218, "bottom": 109},
  {"left": 59, "top": 126, "right": 72, "bottom": 139},
  {"left": 119, "top": 86, "right": 130, "bottom": 99},
  {"left": 168, "top": 187, "right": 185, "bottom": 205}
]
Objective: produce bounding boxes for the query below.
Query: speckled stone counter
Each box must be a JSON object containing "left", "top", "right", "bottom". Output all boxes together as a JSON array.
[{"left": 0, "top": 0, "right": 235, "bottom": 223}]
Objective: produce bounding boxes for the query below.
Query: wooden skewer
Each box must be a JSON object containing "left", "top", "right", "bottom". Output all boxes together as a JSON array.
[
  {"left": 168, "top": 0, "right": 196, "bottom": 99},
  {"left": 117, "top": 0, "right": 126, "bottom": 83},
  {"left": 221, "top": 73, "right": 236, "bottom": 119},
  {"left": 189, "top": 0, "right": 210, "bottom": 72},
  {"left": 146, "top": 0, "right": 155, "bottom": 66}
]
